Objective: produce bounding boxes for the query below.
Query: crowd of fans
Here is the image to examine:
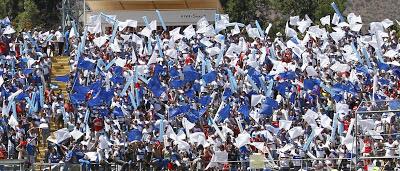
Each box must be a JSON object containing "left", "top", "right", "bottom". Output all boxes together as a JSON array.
[{"left": 0, "top": 11, "right": 400, "bottom": 171}]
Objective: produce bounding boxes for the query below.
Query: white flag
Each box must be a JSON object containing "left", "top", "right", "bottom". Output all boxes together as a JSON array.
[
  {"left": 320, "top": 15, "right": 330, "bottom": 26},
  {"left": 279, "top": 120, "right": 292, "bottom": 130},
  {"left": 288, "top": 126, "right": 304, "bottom": 140},
  {"left": 265, "top": 23, "right": 272, "bottom": 36},
  {"left": 149, "top": 20, "right": 157, "bottom": 30},
  {"left": 183, "top": 25, "right": 196, "bottom": 39},
  {"left": 205, "top": 151, "right": 228, "bottom": 170},
  {"left": 234, "top": 131, "right": 251, "bottom": 148},
  {"left": 231, "top": 24, "right": 240, "bottom": 35},
  {"left": 332, "top": 13, "right": 340, "bottom": 25},
  {"left": 285, "top": 22, "right": 297, "bottom": 38},
  {"left": 139, "top": 27, "right": 152, "bottom": 37}
]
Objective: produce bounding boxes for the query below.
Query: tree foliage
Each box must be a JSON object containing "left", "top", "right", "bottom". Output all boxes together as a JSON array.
[
  {"left": 220, "top": 0, "right": 271, "bottom": 26},
  {"left": 270, "top": 0, "right": 347, "bottom": 21},
  {"left": 0, "top": 0, "right": 61, "bottom": 31},
  {"left": 220, "top": 0, "right": 348, "bottom": 36},
  {"left": 16, "top": 0, "right": 40, "bottom": 31}
]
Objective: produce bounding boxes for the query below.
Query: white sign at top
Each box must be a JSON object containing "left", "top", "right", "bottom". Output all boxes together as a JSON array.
[{"left": 86, "top": 10, "right": 217, "bottom": 26}]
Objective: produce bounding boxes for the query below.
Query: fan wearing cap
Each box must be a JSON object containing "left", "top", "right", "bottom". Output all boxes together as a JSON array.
[{"left": 16, "top": 139, "right": 27, "bottom": 160}]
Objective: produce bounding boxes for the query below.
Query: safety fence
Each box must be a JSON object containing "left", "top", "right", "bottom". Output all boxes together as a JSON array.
[{"left": 21, "top": 156, "right": 400, "bottom": 171}]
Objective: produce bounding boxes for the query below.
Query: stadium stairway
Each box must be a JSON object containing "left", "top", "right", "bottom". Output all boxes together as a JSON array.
[
  {"left": 34, "top": 56, "right": 70, "bottom": 169},
  {"left": 50, "top": 56, "right": 70, "bottom": 96}
]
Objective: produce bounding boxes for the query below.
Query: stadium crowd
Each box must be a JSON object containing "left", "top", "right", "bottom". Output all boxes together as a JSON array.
[{"left": 0, "top": 11, "right": 399, "bottom": 171}]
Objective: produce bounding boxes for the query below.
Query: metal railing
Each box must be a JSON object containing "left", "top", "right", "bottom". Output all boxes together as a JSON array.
[
  {"left": 0, "top": 159, "right": 25, "bottom": 171},
  {"left": 0, "top": 156, "right": 397, "bottom": 171},
  {"left": 32, "top": 162, "right": 150, "bottom": 171},
  {"left": 355, "top": 99, "right": 400, "bottom": 165}
]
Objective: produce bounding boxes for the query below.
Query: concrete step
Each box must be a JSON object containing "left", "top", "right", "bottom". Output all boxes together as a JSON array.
[
  {"left": 52, "top": 56, "right": 70, "bottom": 61},
  {"left": 53, "top": 65, "right": 69, "bottom": 69},
  {"left": 52, "top": 59, "right": 69, "bottom": 63},
  {"left": 52, "top": 69, "right": 71, "bottom": 73}
]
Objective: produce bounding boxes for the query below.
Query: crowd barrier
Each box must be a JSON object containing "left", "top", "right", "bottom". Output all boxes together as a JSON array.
[
  {"left": 0, "top": 159, "right": 25, "bottom": 171},
  {"left": 16, "top": 156, "right": 397, "bottom": 171}
]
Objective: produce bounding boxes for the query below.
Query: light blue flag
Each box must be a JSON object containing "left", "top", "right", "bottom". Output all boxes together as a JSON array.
[
  {"left": 247, "top": 76, "right": 259, "bottom": 92},
  {"left": 81, "top": 26, "right": 88, "bottom": 47},
  {"left": 215, "top": 46, "right": 225, "bottom": 67},
  {"left": 142, "top": 16, "right": 153, "bottom": 54},
  {"left": 302, "top": 129, "right": 315, "bottom": 151},
  {"left": 331, "top": 2, "right": 345, "bottom": 22},
  {"left": 33, "top": 93, "right": 39, "bottom": 112},
  {"left": 255, "top": 20, "right": 264, "bottom": 38},
  {"left": 84, "top": 109, "right": 90, "bottom": 125},
  {"left": 147, "top": 37, "right": 153, "bottom": 55},
  {"left": 156, "top": 10, "right": 167, "bottom": 31},
  {"left": 71, "top": 20, "right": 81, "bottom": 63},
  {"left": 252, "top": 49, "right": 256, "bottom": 61},
  {"left": 138, "top": 75, "right": 149, "bottom": 84},
  {"left": 39, "top": 86, "right": 44, "bottom": 107},
  {"left": 156, "top": 113, "right": 164, "bottom": 141},
  {"left": 258, "top": 77, "right": 268, "bottom": 96},
  {"left": 26, "top": 32, "right": 38, "bottom": 50},
  {"left": 71, "top": 20, "right": 80, "bottom": 39},
  {"left": 6, "top": 100, "right": 13, "bottom": 116},
  {"left": 362, "top": 47, "right": 372, "bottom": 69},
  {"left": 375, "top": 46, "right": 384, "bottom": 63},
  {"left": 105, "top": 57, "right": 117, "bottom": 70},
  {"left": 266, "top": 78, "right": 274, "bottom": 97},
  {"left": 319, "top": 82, "right": 335, "bottom": 96},
  {"left": 206, "top": 59, "right": 212, "bottom": 73},
  {"left": 120, "top": 77, "right": 134, "bottom": 96},
  {"left": 133, "top": 66, "right": 139, "bottom": 83},
  {"left": 25, "top": 94, "right": 35, "bottom": 114},
  {"left": 61, "top": 106, "right": 68, "bottom": 123},
  {"left": 128, "top": 91, "right": 137, "bottom": 109},
  {"left": 110, "top": 21, "right": 119, "bottom": 43},
  {"left": 76, "top": 26, "right": 88, "bottom": 62},
  {"left": 215, "top": 13, "right": 220, "bottom": 29},
  {"left": 11, "top": 101, "right": 17, "bottom": 119},
  {"left": 330, "top": 113, "right": 339, "bottom": 142},
  {"left": 135, "top": 88, "right": 140, "bottom": 107},
  {"left": 338, "top": 121, "right": 344, "bottom": 137},
  {"left": 44, "top": 34, "right": 55, "bottom": 46},
  {"left": 351, "top": 42, "right": 363, "bottom": 64},
  {"left": 100, "top": 13, "right": 114, "bottom": 23},
  {"left": 156, "top": 35, "right": 164, "bottom": 58},
  {"left": 23, "top": 96, "right": 31, "bottom": 115},
  {"left": 22, "top": 41, "right": 28, "bottom": 55},
  {"left": 95, "top": 59, "right": 105, "bottom": 75},
  {"left": 201, "top": 57, "right": 206, "bottom": 76},
  {"left": 11, "top": 59, "right": 15, "bottom": 76},
  {"left": 132, "top": 66, "right": 139, "bottom": 108},
  {"left": 269, "top": 44, "right": 276, "bottom": 60},
  {"left": 226, "top": 69, "right": 237, "bottom": 92}
]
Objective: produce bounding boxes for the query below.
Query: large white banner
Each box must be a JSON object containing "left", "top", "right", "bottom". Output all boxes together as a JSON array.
[{"left": 86, "top": 10, "right": 217, "bottom": 26}]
